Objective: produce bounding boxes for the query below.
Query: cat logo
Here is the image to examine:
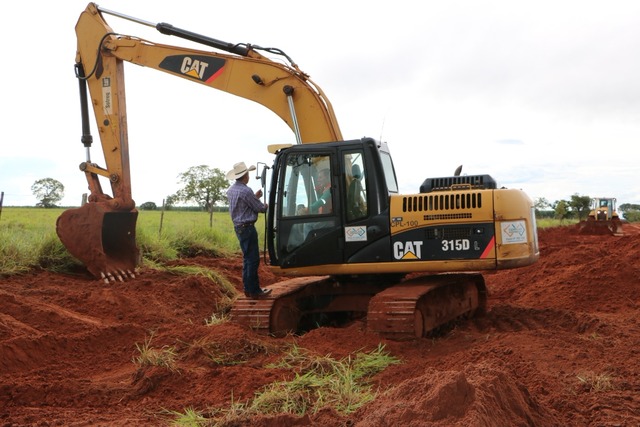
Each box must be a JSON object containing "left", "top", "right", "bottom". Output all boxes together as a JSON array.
[
  {"left": 180, "top": 57, "right": 209, "bottom": 79},
  {"left": 393, "top": 241, "right": 423, "bottom": 260},
  {"left": 159, "top": 55, "right": 226, "bottom": 83}
]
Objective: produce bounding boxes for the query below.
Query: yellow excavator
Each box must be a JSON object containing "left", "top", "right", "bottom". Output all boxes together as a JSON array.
[{"left": 58, "top": 3, "right": 539, "bottom": 340}]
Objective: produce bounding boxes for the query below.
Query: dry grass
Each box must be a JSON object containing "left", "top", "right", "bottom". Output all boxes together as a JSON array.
[{"left": 133, "top": 332, "right": 179, "bottom": 372}]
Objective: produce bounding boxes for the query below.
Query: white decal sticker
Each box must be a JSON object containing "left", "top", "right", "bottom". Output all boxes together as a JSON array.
[
  {"left": 501, "top": 220, "right": 527, "bottom": 244},
  {"left": 393, "top": 241, "right": 423, "bottom": 260},
  {"left": 102, "top": 77, "right": 112, "bottom": 115},
  {"left": 345, "top": 226, "right": 367, "bottom": 242}
]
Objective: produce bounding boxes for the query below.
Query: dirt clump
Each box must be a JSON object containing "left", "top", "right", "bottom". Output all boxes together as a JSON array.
[{"left": 1, "top": 224, "right": 639, "bottom": 426}]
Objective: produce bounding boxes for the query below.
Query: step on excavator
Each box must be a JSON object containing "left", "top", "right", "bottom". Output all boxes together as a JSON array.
[
  {"left": 577, "top": 197, "right": 624, "bottom": 236},
  {"left": 58, "top": 3, "right": 540, "bottom": 339}
]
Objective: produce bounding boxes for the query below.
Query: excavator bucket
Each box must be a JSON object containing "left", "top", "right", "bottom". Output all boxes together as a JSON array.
[{"left": 56, "top": 203, "right": 139, "bottom": 280}]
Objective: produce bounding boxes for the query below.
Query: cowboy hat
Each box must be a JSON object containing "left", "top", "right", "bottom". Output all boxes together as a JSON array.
[{"left": 226, "top": 161, "right": 256, "bottom": 180}]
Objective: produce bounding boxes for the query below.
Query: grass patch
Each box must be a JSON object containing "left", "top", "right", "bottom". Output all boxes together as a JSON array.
[
  {"left": 37, "top": 234, "right": 84, "bottom": 273},
  {"left": 576, "top": 371, "right": 615, "bottom": 392},
  {"left": 185, "top": 336, "right": 274, "bottom": 367},
  {"left": 156, "top": 264, "right": 237, "bottom": 299},
  {"left": 204, "top": 312, "right": 229, "bottom": 327},
  {"left": 166, "top": 407, "right": 208, "bottom": 426},
  {"left": 168, "top": 343, "right": 400, "bottom": 425},
  {"left": 0, "top": 216, "right": 51, "bottom": 275},
  {"left": 0, "top": 207, "right": 265, "bottom": 277},
  {"left": 536, "top": 218, "right": 579, "bottom": 228},
  {"left": 133, "top": 332, "right": 179, "bottom": 372},
  {"left": 254, "top": 343, "right": 400, "bottom": 415}
]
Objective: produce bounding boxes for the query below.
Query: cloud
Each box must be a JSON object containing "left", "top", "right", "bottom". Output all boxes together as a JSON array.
[{"left": 2, "top": 0, "right": 640, "bottom": 208}]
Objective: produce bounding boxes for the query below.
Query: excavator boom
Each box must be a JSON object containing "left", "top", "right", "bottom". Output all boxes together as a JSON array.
[{"left": 58, "top": 3, "right": 343, "bottom": 281}]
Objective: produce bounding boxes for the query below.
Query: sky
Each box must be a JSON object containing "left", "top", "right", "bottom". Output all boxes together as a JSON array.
[{"left": 2, "top": 0, "right": 639, "bottom": 209}]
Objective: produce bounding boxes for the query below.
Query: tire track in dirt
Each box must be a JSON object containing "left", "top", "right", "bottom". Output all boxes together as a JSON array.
[{"left": 476, "top": 304, "right": 606, "bottom": 335}]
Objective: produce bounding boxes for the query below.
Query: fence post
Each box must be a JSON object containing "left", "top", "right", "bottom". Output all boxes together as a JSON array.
[
  {"left": 0, "top": 191, "right": 4, "bottom": 221},
  {"left": 159, "top": 199, "right": 165, "bottom": 237}
]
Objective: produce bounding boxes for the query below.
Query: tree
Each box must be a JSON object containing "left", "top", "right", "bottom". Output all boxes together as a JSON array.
[
  {"left": 534, "top": 197, "right": 550, "bottom": 212},
  {"left": 568, "top": 194, "right": 591, "bottom": 220},
  {"left": 139, "top": 201, "right": 157, "bottom": 210},
  {"left": 619, "top": 203, "right": 640, "bottom": 222},
  {"left": 164, "top": 194, "right": 178, "bottom": 209},
  {"left": 619, "top": 203, "right": 640, "bottom": 212},
  {"left": 553, "top": 200, "right": 570, "bottom": 221},
  {"left": 31, "top": 178, "right": 64, "bottom": 208},
  {"left": 624, "top": 211, "right": 640, "bottom": 222},
  {"left": 171, "top": 165, "right": 228, "bottom": 211},
  {"left": 533, "top": 197, "right": 554, "bottom": 218}
]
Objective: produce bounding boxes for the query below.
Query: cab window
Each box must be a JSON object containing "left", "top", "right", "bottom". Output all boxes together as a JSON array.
[
  {"left": 280, "top": 153, "right": 332, "bottom": 218},
  {"left": 344, "top": 151, "right": 367, "bottom": 222}
]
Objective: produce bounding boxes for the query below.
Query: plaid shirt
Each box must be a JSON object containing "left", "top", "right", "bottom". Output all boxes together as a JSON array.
[{"left": 226, "top": 181, "right": 267, "bottom": 226}]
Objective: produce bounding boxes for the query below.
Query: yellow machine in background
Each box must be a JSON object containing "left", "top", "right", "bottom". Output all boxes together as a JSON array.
[
  {"left": 58, "top": 3, "right": 539, "bottom": 339},
  {"left": 578, "top": 197, "right": 624, "bottom": 236}
]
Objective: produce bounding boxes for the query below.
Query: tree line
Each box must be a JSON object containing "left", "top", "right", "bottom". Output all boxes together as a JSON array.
[
  {"left": 534, "top": 195, "right": 640, "bottom": 222},
  {"left": 28, "top": 165, "right": 229, "bottom": 212}
]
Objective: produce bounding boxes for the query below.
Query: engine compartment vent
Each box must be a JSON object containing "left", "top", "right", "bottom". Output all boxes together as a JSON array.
[
  {"left": 420, "top": 175, "right": 497, "bottom": 193},
  {"left": 402, "top": 192, "right": 484, "bottom": 213}
]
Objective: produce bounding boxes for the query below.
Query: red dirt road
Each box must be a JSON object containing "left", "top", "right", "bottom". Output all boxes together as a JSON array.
[{"left": 1, "top": 225, "right": 639, "bottom": 426}]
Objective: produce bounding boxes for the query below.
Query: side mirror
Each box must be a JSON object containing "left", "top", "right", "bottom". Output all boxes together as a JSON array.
[
  {"left": 261, "top": 167, "right": 268, "bottom": 188},
  {"left": 255, "top": 162, "right": 270, "bottom": 189}
]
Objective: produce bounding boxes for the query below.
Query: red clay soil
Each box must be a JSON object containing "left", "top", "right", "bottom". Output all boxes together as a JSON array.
[{"left": 1, "top": 224, "right": 639, "bottom": 426}]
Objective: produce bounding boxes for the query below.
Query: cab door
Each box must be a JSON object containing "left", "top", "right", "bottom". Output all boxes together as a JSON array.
[{"left": 269, "top": 147, "right": 344, "bottom": 269}]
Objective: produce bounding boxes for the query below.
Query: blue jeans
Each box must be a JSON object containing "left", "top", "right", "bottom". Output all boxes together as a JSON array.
[{"left": 234, "top": 224, "right": 260, "bottom": 294}]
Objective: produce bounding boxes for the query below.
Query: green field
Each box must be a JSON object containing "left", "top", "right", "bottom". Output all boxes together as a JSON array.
[
  {"left": 1, "top": 206, "right": 573, "bottom": 277},
  {"left": 0, "top": 207, "right": 263, "bottom": 276}
]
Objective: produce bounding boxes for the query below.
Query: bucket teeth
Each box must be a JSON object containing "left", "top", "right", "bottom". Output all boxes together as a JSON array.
[{"left": 99, "top": 269, "right": 136, "bottom": 284}]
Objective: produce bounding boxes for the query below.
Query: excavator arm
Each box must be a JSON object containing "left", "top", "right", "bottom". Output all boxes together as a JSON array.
[{"left": 57, "top": 3, "right": 343, "bottom": 281}]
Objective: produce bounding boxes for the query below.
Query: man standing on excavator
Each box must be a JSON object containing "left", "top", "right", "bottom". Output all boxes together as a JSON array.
[{"left": 226, "top": 162, "right": 271, "bottom": 298}]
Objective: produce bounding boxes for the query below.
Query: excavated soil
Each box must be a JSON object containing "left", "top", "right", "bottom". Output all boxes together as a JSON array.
[{"left": 1, "top": 224, "right": 639, "bottom": 426}]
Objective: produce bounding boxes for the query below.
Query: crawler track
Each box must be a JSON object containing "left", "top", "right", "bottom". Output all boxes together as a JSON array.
[
  {"left": 367, "top": 273, "right": 487, "bottom": 340},
  {"left": 230, "top": 276, "right": 330, "bottom": 336},
  {"left": 231, "top": 273, "right": 487, "bottom": 340}
]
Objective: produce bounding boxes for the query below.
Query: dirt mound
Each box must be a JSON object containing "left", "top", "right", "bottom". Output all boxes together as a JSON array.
[
  {"left": 1, "top": 224, "right": 640, "bottom": 426},
  {"left": 358, "top": 361, "right": 554, "bottom": 427}
]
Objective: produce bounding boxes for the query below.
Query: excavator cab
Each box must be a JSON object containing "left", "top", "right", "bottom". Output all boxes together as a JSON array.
[{"left": 267, "top": 138, "right": 396, "bottom": 272}]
